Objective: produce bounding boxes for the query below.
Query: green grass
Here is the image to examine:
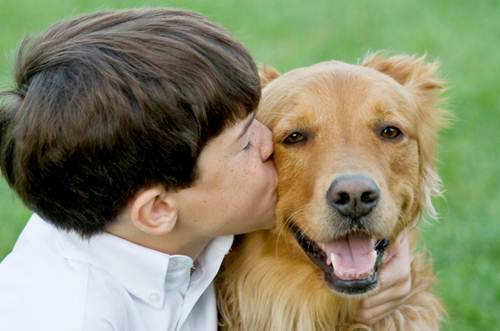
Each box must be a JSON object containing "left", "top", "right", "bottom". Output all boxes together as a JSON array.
[{"left": 1, "top": 0, "right": 499, "bottom": 329}]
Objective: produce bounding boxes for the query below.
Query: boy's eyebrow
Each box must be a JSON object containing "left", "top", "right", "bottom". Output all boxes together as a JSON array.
[{"left": 236, "top": 113, "right": 256, "bottom": 140}]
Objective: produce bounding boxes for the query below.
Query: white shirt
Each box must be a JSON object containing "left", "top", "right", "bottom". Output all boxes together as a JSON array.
[{"left": 0, "top": 214, "right": 233, "bottom": 331}]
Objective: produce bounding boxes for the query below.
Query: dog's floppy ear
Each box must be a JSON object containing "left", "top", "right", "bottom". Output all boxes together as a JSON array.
[
  {"left": 363, "top": 53, "right": 449, "bottom": 220},
  {"left": 259, "top": 65, "right": 280, "bottom": 88},
  {"left": 362, "top": 53, "right": 442, "bottom": 91}
]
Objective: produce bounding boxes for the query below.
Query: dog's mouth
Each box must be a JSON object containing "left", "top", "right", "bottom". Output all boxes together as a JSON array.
[{"left": 288, "top": 223, "right": 389, "bottom": 295}]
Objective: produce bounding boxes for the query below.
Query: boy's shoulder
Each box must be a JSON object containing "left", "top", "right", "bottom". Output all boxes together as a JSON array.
[
  {"left": 0, "top": 215, "right": 131, "bottom": 330},
  {"left": 0, "top": 217, "right": 87, "bottom": 329},
  {"left": 0, "top": 214, "right": 235, "bottom": 331}
]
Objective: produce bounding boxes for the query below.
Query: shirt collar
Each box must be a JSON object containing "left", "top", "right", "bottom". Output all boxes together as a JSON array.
[{"left": 28, "top": 214, "right": 233, "bottom": 309}]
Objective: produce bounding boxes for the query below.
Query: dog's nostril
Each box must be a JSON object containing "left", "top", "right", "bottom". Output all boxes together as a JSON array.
[
  {"left": 334, "top": 192, "right": 350, "bottom": 205},
  {"left": 361, "top": 190, "right": 379, "bottom": 204}
]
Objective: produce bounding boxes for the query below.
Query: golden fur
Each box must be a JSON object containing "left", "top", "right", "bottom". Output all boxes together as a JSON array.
[{"left": 216, "top": 53, "right": 448, "bottom": 331}]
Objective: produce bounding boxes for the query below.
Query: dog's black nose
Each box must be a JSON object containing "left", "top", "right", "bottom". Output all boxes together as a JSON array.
[{"left": 327, "top": 175, "right": 380, "bottom": 220}]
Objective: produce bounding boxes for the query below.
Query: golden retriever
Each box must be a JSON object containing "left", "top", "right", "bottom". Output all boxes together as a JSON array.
[{"left": 216, "top": 53, "right": 447, "bottom": 330}]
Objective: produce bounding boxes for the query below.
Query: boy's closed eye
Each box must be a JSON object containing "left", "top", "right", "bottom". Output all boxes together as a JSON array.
[
  {"left": 242, "top": 140, "right": 253, "bottom": 151},
  {"left": 235, "top": 113, "right": 256, "bottom": 152}
]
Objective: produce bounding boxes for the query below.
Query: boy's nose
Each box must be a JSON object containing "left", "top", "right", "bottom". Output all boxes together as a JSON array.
[{"left": 257, "top": 120, "right": 274, "bottom": 161}]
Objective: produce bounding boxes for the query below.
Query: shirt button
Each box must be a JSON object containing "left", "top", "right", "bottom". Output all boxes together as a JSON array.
[{"left": 149, "top": 292, "right": 161, "bottom": 303}]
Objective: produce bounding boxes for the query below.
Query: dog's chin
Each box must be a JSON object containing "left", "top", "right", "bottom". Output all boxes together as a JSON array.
[{"left": 288, "top": 223, "right": 389, "bottom": 296}]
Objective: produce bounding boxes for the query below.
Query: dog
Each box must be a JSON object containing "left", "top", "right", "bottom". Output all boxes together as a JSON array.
[{"left": 216, "top": 53, "right": 448, "bottom": 330}]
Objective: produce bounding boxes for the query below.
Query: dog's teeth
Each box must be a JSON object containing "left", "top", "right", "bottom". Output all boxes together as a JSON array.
[{"left": 330, "top": 253, "right": 336, "bottom": 268}]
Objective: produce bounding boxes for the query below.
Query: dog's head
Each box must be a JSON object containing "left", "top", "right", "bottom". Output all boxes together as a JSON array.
[{"left": 258, "top": 54, "right": 447, "bottom": 295}]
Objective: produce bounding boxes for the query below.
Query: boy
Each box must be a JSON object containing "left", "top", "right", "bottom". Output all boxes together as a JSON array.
[{"left": 0, "top": 8, "right": 411, "bottom": 330}]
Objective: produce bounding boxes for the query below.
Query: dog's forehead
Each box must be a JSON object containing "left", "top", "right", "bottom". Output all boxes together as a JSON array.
[
  {"left": 297, "top": 61, "right": 405, "bottom": 93},
  {"left": 264, "top": 61, "right": 409, "bottom": 106},
  {"left": 259, "top": 61, "right": 414, "bottom": 130}
]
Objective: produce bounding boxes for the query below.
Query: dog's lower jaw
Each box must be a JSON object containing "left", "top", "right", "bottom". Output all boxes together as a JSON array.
[{"left": 216, "top": 228, "right": 443, "bottom": 331}]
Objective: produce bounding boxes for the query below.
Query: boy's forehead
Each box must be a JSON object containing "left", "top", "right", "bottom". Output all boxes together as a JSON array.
[
  {"left": 217, "top": 113, "right": 256, "bottom": 141},
  {"left": 236, "top": 113, "right": 256, "bottom": 139},
  {"left": 205, "top": 113, "right": 256, "bottom": 154}
]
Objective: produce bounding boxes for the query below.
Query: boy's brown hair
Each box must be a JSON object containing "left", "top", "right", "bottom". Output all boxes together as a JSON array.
[{"left": 0, "top": 8, "right": 260, "bottom": 236}]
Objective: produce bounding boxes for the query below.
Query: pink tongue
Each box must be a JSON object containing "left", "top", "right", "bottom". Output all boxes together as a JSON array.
[{"left": 323, "top": 233, "right": 376, "bottom": 280}]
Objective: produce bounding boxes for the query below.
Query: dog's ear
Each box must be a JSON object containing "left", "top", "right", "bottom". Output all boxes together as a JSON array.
[
  {"left": 362, "top": 53, "right": 442, "bottom": 91},
  {"left": 363, "top": 53, "right": 450, "bottom": 220},
  {"left": 259, "top": 65, "right": 280, "bottom": 88}
]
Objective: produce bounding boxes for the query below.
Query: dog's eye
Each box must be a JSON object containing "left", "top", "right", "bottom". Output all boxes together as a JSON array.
[
  {"left": 283, "top": 132, "right": 307, "bottom": 145},
  {"left": 380, "top": 126, "right": 403, "bottom": 140}
]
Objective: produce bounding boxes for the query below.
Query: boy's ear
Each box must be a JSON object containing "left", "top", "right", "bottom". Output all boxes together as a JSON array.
[
  {"left": 259, "top": 65, "right": 280, "bottom": 88},
  {"left": 130, "top": 185, "right": 178, "bottom": 235}
]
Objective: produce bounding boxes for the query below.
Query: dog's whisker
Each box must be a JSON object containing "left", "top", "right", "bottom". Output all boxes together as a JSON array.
[{"left": 274, "top": 208, "right": 306, "bottom": 257}]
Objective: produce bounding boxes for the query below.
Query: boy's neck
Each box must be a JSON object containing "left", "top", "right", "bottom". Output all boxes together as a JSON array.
[{"left": 106, "top": 222, "right": 211, "bottom": 260}]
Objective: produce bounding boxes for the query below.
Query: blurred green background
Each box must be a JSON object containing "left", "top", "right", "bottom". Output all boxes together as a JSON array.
[{"left": 0, "top": 0, "right": 498, "bottom": 330}]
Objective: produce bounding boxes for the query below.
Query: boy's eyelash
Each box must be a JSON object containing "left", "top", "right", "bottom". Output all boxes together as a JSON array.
[{"left": 243, "top": 141, "right": 253, "bottom": 150}]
